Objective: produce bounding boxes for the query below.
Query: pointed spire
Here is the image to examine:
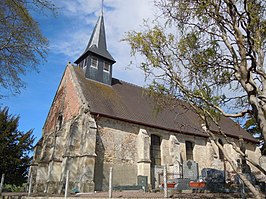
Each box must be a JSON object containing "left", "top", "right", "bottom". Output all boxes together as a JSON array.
[
  {"left": 75, "top": 7, "right": 115, "bottom": 64},
  {"left": 86, "top": 15, "right": 106, "bottom": 50},
  {"left": 85, "top": 0, "right": 107, "bottom": 52}
]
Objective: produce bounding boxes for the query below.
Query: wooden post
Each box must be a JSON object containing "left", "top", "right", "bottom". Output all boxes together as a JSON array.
[
  {"left": 65, "top": 170, "right": 70, "bottom": 198},
  {"left": 164, "top": 165, "right": 168, "bottom": 198},
  {"left": 224, "top": 159, "right": 226, "bottom": 183},
  {"left": 28, "top": 174, "right": 33, "bottom": 196},
  {"left": 109, "top": 167, "right": 113, "bottom": 198},
  {"left": 0, "top": 174, "right": 5, "bottom": 195}
]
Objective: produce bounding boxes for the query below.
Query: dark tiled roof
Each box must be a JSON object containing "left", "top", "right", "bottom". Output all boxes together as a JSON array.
[{"left": 73, "top": 66, "right": 257, "bottom": 142}]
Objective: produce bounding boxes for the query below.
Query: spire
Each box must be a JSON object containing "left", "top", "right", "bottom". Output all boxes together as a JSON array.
[
  {"left": 86, "top": 15, "right": 107, "bottom": 53},
  {"left": 101, "top": 0, "right": 104, "bottom": 16},
  {"left": 75, "top": 11, "right": 115, "bottom": 64},
  {"left": 74, "top": 5, "right": 115, "bottom": 85}
]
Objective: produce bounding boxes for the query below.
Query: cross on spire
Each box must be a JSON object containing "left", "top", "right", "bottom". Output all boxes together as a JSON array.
[{"left": 101, "top": 0, "right": 104, "bottom": 15}]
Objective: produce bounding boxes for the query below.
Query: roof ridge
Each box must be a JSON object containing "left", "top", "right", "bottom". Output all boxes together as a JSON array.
[{"left": 114, "top": 77, "right": 147, "bottom": 90}]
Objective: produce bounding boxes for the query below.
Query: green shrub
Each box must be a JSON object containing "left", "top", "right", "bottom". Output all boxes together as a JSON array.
[{"left": 3, "top": 183, "right": 27, "bottom": 192}]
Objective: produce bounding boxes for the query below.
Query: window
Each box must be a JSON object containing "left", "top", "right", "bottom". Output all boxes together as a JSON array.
[
  {"left": 57, "top": 115, "right": 63, "bottom": 130},
  {"left": 150, "top": 134, "right": 161, "bottom": 166},
  {"left": 83, "top": 58, "right": 87, "bottom": 68},
  {"left": 103, "top": 62, "right": 110, "bottom": 73},
  {"left": 218, "top": 139, "right": 224, "bottom": 160},
  {"left": 185, "top": 141, "right": 194, "bottom": 160},
  {"left": 91, "top": 57, "right": 98, "bottom": 69}
]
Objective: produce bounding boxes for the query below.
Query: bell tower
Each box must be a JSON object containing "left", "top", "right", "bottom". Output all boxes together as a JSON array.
[{"left": 74, "top": 8, "right": 116, "bottom": 85}]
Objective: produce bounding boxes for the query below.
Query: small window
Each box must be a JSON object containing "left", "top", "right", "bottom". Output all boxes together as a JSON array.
[
  {"left": 83, "top": 58, "right": 87, "bottom": 68},
  {"left": 91, "top": 57, "right": 98, "bottom": 69},
  {"left": 103, "top": 62, "right": 110, "bottom": 73},
  {"left": 218, "top": 139, "right": 224, "bottom": 160},
  {"left": 185, "top": 141, "right": 194, "bottom": 160},
  {"left": 57, "top": 115, "right": 63, "bottom": 130}
]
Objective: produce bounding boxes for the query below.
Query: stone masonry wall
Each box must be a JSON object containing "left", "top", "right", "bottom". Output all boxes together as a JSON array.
[
  {"left": 94, "top": 116, "right": 262, "bottom": 190},
  {"left": 94, "top": 117, "right": 138, "bottom": 191},
  {"left": 31, "top": 65, "right": 97, "bottom": 194},
  {"left": 43, "top": 65, "right": 82, "bottom": 134},
  {"left": 34, "top": 112, "right": 97, "bottom": 194},
  {"left": 31, "top": 64, "right": 262, "bottom": 193}
]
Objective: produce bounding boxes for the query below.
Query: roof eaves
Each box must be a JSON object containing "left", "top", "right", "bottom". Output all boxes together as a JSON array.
[
  {"left": 90, "top": 111, "right": 209, "bottom": 138},
  {"left": 210, "top": 129, "right": 259, "bottom": 143},
  {"left": 74, "top": 48, "right": 116, "bottom": 64}
]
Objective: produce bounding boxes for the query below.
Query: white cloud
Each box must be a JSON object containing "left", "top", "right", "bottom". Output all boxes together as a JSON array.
[
  {"left": 50, "top": 30, "right": 90, "bottom": 59},
  {"left": 50, "top": 0, "right": 158, "bottom": 86},
  {"left": 55, "top": 0, "right": 100, "bottom": 16},
  {"left": 0, "top": 0, "right": 163, "bottom": 140}
]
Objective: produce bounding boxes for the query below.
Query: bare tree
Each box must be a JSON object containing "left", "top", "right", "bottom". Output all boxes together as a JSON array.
[{"left": 125, "top": 0, "right": 266, "bottom": 198}]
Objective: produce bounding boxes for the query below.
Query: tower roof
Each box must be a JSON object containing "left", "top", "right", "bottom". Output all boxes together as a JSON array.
[{"left": 75, "top": 14, "right": 115, "bottom": 64}]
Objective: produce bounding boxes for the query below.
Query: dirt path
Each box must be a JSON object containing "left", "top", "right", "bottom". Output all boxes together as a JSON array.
[{"left": 69, "top": 190, "right": 254, "bottom": 198}]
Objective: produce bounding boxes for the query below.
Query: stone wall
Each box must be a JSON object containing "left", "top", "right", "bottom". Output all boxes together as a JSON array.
[
  {"left": 94, "top": 116, "right": 262, "bottom": 190},
  {"left": 32, "top": 109, "right": 262, "bottom": 193},
  {"left": 30, "top": 65, "right": 263, "bottom": 193},
  {"left": 259, "top": 156, "right": 266, "bottom": 171},
  {"left": 31, "top": 65, "right": 97, "bottom": 194},
  {"left": 43, "top": 65, "right": 82, "bottom": 134},
  {"left": 94, "top": 117, "right": 138, "bottom": 191}
]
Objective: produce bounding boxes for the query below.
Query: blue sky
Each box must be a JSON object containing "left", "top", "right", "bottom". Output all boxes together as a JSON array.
[{"left": 0, "top": 0, "right": 157, "bottom": 142}]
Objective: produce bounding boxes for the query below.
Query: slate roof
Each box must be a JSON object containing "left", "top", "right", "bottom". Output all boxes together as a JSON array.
[{"left": 73, "top": 66, "right": 258, "bottom": 143}]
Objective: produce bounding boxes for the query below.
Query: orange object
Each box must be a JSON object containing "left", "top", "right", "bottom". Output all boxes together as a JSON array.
[
  {"left": 162, "top": 182, "right": 176, "bottom": 188},
  {"left": 189, "top": 181, "right": 206, "bottom": 188}
]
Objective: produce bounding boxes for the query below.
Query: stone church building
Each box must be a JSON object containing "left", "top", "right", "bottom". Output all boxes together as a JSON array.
[{"left": 30, "top": 12, "right": 263, "bottom": 194}]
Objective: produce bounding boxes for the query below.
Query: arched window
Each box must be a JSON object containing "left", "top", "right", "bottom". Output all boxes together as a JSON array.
[
  {"left": 150, "top": 134, "right": 161, "bottom": 166},
  {"left": 218, "top": 139, "right": 224, "bottom": 160},
  {"left": 185, "top": 141, "right": 194, "bottom": 160}
]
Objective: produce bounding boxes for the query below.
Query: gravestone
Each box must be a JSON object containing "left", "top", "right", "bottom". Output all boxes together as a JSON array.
[
  {"left": 201, "top": 168, "right": 225, "bottom": 192},
  {"left": 137, "top": 175, "right": 148, "bottom": 190},
  {"left": 201, "top": 168, "right": 224, "bottom": 183},
  {"left": 175, "top": 178, "right": 191, "bottom": 190},
  {"left": 183, "top": 160, "right": 198, "bottom": 180},
  {"left": 242, "top": 163, "right": 256, "bottom": 185}
]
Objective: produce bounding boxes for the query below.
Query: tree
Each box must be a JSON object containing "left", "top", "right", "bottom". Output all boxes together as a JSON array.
[
  {"left": 125, "top": 0, "right": 266, "bottom": 198},
  {"left": 244, "top": 115, "right": 266, "bottom": 155},
  {"left": 0, "top": 107, "right": 35, "bottom": 186},
  {"left": 126, "top": 0, "right": 266, "bottom": 145},
  {"left": 0, "top": 0, "right": 56, "bottom": 97}
]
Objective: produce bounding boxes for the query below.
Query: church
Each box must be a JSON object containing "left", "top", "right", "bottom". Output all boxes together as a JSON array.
[{"left": 29, "top": 11, "right": 263, "bottom": 194}]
